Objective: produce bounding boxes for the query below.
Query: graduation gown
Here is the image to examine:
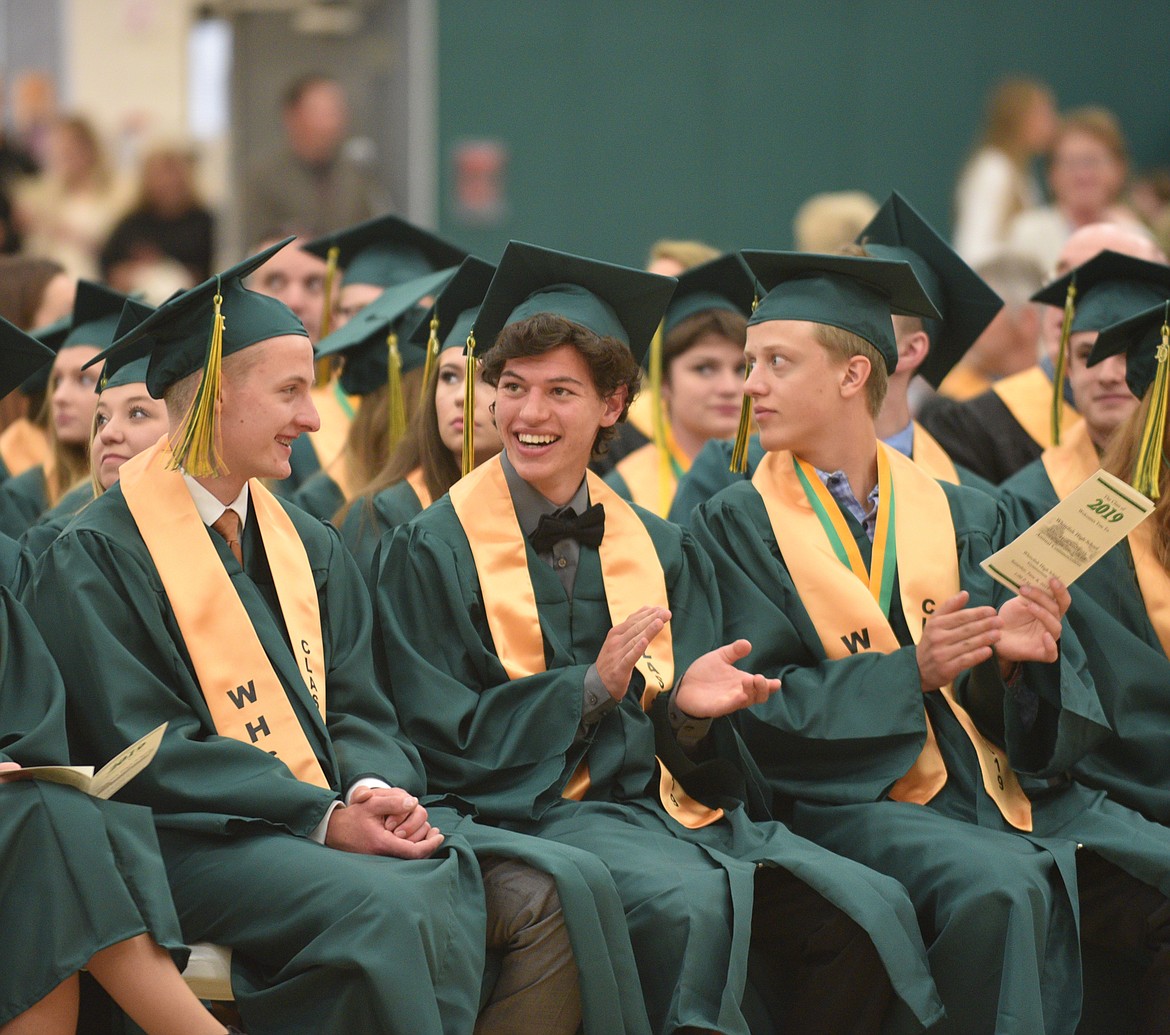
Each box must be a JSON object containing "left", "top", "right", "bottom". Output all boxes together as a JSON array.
[
  {"left": 23, "top": 483, "right": 486, "bottom": 1035},
  {"left": 289, "top": 468, "right": 345, "bottom": 522},
  {"left": 340, "top": 479, "right": 426, "bottom": 580},
  {"left": 0, "top": 586, "right": 184, "bottom": 1025},
  {"left": 0, "top": 464, "right": 47, "bottom": 538},
  {"left": 20, "top": 480, "right": 93, "bottom": 558},
  {"left": 375, "top": 490, "right": 945, "bottom": 1035},
  {"left": 693, "top": 469, "right": 1170, "bottom": 1034}
]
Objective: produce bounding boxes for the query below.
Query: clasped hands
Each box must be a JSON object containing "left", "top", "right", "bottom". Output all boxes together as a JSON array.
[
  {"left": 596, "top": 604, "right": 779, "bottom": 718},
  {"left": 326, "top": 785, "right": 444, "bottom": 859},
  {"left": 916, "top": 577, "right": 1069, "bottom": 692}
]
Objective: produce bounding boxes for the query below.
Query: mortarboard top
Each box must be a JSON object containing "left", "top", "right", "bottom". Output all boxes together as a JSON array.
[
  {"left": 1032, "top": 250, "right": 1170, "bottom": 334},
  {"left": 1089, "top": 300, "right": 1170, "bottom": 401},
  {"left": 0, "top": 314, "right": 56, "bottom": 400},
  {"left": 314, "top": 266, "right": 457, "bottom": 395},
  {"left": 858, "top": 191, "right": 1004, "bottom": 387},
  {"left": 471, "top": 241, "right": 678, "bottom": 366},
  {"left": 97, "top": 299, "right": 156, "bottom": 393},
  {"left": 408, "top": 256, "right": 497, "bottom": 351},
  {"left": 739, "top": 250, "right": 941, "bottom": 374},
  {"left": 661, "top": 253, "right": 755, "bottom": 339},
  {"left": 302, "top": 214, "right": 468, "bottom": 290}
]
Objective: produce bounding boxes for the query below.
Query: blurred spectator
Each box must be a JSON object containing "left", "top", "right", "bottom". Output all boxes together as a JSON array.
[
  {"left": 1129, "top": 168, "right": 1170, "bottom": 257},
  {"left": 645, "top": 238, "right": 720, "bottom": 278},
  {"left": 953, "top": 77, "right": 1057, "bottom": 266},
  {"left": 9, "top": 71, "right": 57, "bottom": 168},
  {"left": 244, "top": 74, "right": 380, "bottom": 246},
  {"left": 247, "top": 230, "right": 327, "bottom": 343},
  {"left": 14, "top": 115, "right": 128, "bottom": 278},
  {"left": 100, "top": 141, "right": 213, "bottom": 291},
  {"left": 1006, "top": 107, "right": 1145, "bottom": 274},
  {"left": 795, "top": 190, "right": 879, "bottom": 252}
]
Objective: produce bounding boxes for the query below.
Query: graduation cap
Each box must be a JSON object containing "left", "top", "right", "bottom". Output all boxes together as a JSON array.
[
  {"left": 1033, "top": 250, "right": 1170, "bottom": 445},
  {"left": 733, "top": 250, "right": 940, "bottom": 472},
  {"left": 1088, "top": 300, "right": 1170, "bottom": 498},
  {"left": 96, "top": 299, "right": 156, "bottom": 393},
  {"left": 302, "top": 214, "right": 468, "bottom": 338},
  {"left": 0, "top": 314, "right": 56, "bottom": 400},
  {"left": 466, "top": 241, "right": 678, "bottom": 475},
  {"left": 86, "top": 238, "right": 309, "bottom": 476},
  {"left": 858, "top": 191, "right": 1004, "bottom": 388},
  {"left": 314, "top": 265, "right": 457, "bottom": 448},
  {"left": 407, "top": 256, "right": 497, "bottom": 391}
]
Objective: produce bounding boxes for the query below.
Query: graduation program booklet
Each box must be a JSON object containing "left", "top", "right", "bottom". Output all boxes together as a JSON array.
[
  {"left": 982, "top": 469, "right": 1153, "bottom": 593},
  {"left": 0, "top": 722, "right": 166, "bottom": 799}
]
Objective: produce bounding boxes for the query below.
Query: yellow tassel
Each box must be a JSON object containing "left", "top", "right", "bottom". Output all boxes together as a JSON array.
[
  {"left": 169, "top": 290, "right": 227, "bottom": 477},
  {"left": 421, "top": 312, "right": 441, "bottom": 408},
  {"left": 646, "top": 320, "right": 673, "bottom": 517},
  {"left": 461, "top": 332, "right": 477, "bottom": 476},
  {"left": 319, "top": 245, "right": 341, "bottom": 340},
  {"left": 386, "top": 331, "right": 406, "bottom": 451},
  {"left": 1051, "top": 276, "right": 1076, "bottom": 446},
  {"left": 1134, "top": 309, "right": 1170, "bottom": 500}
]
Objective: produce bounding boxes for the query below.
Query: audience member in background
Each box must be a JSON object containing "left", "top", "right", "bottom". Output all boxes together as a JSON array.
[
  {"left": 244, "top": 74, "right": 380, "bottom": 245},
  {"left": 935, "top": 253, "right": 1045, "bottom": 401},
  {"left": 793, "top": 190, "right": 879, "bottom": 252},
  {"left": 1007, "top": 107, "right": 1144, "bottom": 274},
  {"left": 100, "top": 142, "right": 214, "bottom": 291},
  {"left": 248, "top": 231, "right": 327, "bottom": 343},
  {"left": 14, "top": 115, "right": 127, "bottom": 279},
  {"left": 644, "top": 237, "right": 719, "bottom": 278},
  {"left": 953, "top": 77, "right": 1057, "bottom": 266}
]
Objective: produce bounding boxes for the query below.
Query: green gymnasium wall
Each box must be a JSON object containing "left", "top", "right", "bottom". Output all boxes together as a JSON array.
[{"left": 436, "top": 1, "right": 1170, "bottom": 267}]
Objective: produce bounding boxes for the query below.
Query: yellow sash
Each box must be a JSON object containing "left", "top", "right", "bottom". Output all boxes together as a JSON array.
[
  {"left": 937, "top": 364, "right": 992, "bottom": 402},
  {"left": 614, "top": 443, "right": 679, "bottom": 516},
  {"left": 308, "top": 378, "right": 356, "bottom": 471},
  {"left": 0, "top": 418, "right": 47, "bottom": 477},
  {"left": 404, "top": 467, "right": 433, "bottom": 510},
  {"left": 449, "top": 454, "right": 723, "bottom": 828},
  {"left": 625, "top": 391, "right": 656, "bottom": 440},
  {"left": 993, "top": 366, "right": 1080, "bottom": 449},
  {"left": 1042, "top": 423, "right": 1170, "bottom": 659},
  {"left": 751, "top": 444, "right": 1033, "bottom": 830},
  {"left": 120, "top": 436, "right": 330, "bottom": 788},
  {"left": 911, "top": 422, "right": 960, "bottom": 485}
]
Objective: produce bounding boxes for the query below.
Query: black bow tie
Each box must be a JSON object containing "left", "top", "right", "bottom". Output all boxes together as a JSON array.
[{"left": 528, "top": 503, "right": 605, "bottom": 553}]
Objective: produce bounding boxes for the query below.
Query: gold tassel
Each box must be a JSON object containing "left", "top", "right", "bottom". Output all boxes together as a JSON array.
[
  {"left": 319, "top": 245, "right": 341, "bottom": 339},
  {"left": 1134, "top": 306, "right": 1170, "bottom": 500},
  {"left": 646, "top": 320, "right": 673, "bottom": 517},
  {"left": 461, "top": 331, "right": 477, "bottom": 476},
  {"left": 386, "top": 331, "right": 406, "bottom": 451},
  {"left": 729, "top": 291, "right": 760, "bottom": 474},
  {"left": 169, "top": 289, "right": 227, "bottom": 477},
  {"left": 1051, "top": 275, "right": 1076, "bottom": 446},
  {"left": 421, "top": 312, "right": 441, "bottom": 408}
]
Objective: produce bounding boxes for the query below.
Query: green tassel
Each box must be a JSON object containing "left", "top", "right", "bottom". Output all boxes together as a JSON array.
[{"left": 169, "top": 288, "right": 227, "bottom": 477}]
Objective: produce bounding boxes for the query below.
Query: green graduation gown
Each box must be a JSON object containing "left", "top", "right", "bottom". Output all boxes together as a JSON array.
[
  {"left": 0, "top": 464, "right": 47, "bottom": 538},
  {"left": 693, "top": 473, "right": 1170, "bottom": 1034},
  {"left": 374, "top": 493, "right": 945, "bottom": 1035},
  {"left": 0, "top": 586, "right": 185, "bottom": 1025},
  {"left": 24, "top": 486, "right": 487, "bottom": 1035},
  {"left": 289, "top": 468, "right": 345, "bottom": 522},
  {"left": 20, "top": 480, "right": 93, "bottom": 558},
  {"left": 340, "top": 479, "right": 425, "bottom": 580}
]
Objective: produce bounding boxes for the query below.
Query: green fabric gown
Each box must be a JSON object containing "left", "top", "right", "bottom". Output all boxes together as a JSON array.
[
  {"left": 289, "top": 469, "right": 345, "bottom": 521},
  {"left": 20, "top": 480, "right": 93, "bottom": 558},
  {"left": 340, "top": 479, "right": 425, "bottom": 579},
  {"left": 1000, "top": 458, "right": 1170, "bottom": 824},
  {"left": 0, "top": 586, "right": 186, "bottom": 1026},
  {"left": 374, "top": 494, "right": 946, "bottom": 1035},
  {"left": 24, "top": 486, "right": 487, "bottom": 1035},
  {"left": 0, "top": 464, "right": 47, "bottom": 538},
  {"left": 693, "top": 474, "right": 1170, "bottom": 1035}
]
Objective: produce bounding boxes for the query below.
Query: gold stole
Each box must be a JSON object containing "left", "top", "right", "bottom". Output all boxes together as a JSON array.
[
  {"left": 625, "top": 391, "right": 656, "bottom": 440},
  {"left": 404, "top": 467, "right": 433, "bottom": 510},
  {"left": 993, "top": 365, "right": 1080, "bottom": 449},
  {"left": 751, "top": 445, "right": 1033, "bottom": 830},
  {"left": 0, "top": 418, "right": 47, "bottom": 477},
  {"left": 614, "top": 443, "right": 680, "bottom": 517},
  {"left": 938, "top": 364, "right": 992, "bottom": 403},
  {"left": 1043, "top": 423, "right": 1170, "bottom": 659},
  {"left": 308, "top": 378, "right": 356, "bottom": 471},
  {"left": 449, "top": 454, "right": 723, "bottom": 828},
  {"left": 120, "top": 436, "right": 330, "bottom": 788},
  {"left": 911, "top": 421, "right": 959, "bottom": 484}
]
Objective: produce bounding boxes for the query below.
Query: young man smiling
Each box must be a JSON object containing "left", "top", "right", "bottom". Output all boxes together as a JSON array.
[
  {"left": 375, "top": 241, "right": 946, "bottom": 1035},
  {"left": 691, "top": 250, "right": 1170, "bottom": 1034}
]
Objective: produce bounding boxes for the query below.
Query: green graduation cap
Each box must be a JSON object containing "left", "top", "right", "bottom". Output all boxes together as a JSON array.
[
  {"left": 0, "top": 314, "right": 56, "bottom": 400},
  {"left": 86, "top": 238, "right": 309, "bottom": 476},
  {"left": 1032, "top": 249, "right": 1170, "bottom": 445},
  {"left": 661, "top": 253, "right": 755, "bottom": 338},
  {"left": 858, "top": 191, "right": 1004, "bottom": 388},
  {"left": 406, "top": 256, "right": 497, "bottom": 392},
  {"left": 96, "top": 299, "right": 156, "bottom": 392}
]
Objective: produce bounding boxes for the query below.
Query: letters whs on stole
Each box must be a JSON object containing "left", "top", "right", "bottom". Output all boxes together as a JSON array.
[
  {"left": 0, "top": 722, "right": 167, "bottom": 799},
  {"left": 982, "top": 469, "right": 1153, "bottom": 593}
]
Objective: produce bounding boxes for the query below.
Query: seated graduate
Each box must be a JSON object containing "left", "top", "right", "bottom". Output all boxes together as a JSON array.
[
  {"left": 999, "top": 253, "right": 1170, "bottom": 823},
  {"left": 0, "top": 281, "right": 130, "bottom": 538},
  {"left": 339, "top": 256, "right": 502, "bottom": 577},
  {"left": 604, "top": 254, "right": 750, "bottom": 518},
  {"left": 22, "top": 241, "right": 497, "bottom": 1035},
  {"left": 668, "top": 192, "right": 1000, "bottom": 523},
  {"left": 374, "top": 241, "right": 946, "bottom": 1035},
  {"left": 0, "top": 317, "right": 234, "bottom": 1035},
  {"left": 690, "top": 249, "right": 1170, "bottom": 1035}
]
